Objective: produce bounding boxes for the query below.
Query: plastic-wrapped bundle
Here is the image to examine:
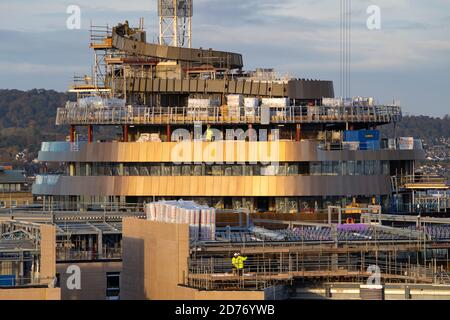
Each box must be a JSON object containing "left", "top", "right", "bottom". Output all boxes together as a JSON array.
[
  {"left": 261, "top": 98, "right": 289, "bottom": 108},
  {"left": 228, "top": 106, "right": 241, "bottom": 117},
  {"left": 78, "top": 96, "right": 103, "bottom": 109},
  {"left": 188, "top": 98, "right": 220, "bottom": 108},
  {"left": 322, "top": 98, "right": 342, "bottom": 108},
  {"left": 144, "top": 200, "right": 216, "bottom": 241},
  {"left": 104, "top": 98, "right": 126, "bottom": 108},
  {"left": 227, "top": 94, "right": 244, "bottom": 107},
  {"left": 244, "top": 97, "right": 259, "bottom": 108}
]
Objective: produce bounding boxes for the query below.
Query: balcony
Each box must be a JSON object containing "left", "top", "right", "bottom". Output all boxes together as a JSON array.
[{"left": 55, "top": 105, "right": 402, "bottom": 126}]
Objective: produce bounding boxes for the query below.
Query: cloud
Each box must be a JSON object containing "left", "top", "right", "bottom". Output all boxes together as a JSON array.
[{"left": 0, "top": 0, "right": 449, "bottom": 116}]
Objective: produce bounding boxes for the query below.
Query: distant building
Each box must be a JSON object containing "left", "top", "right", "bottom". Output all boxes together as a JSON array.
[{"left": 0, "top": 166, "right": 33, "bottom": 209}]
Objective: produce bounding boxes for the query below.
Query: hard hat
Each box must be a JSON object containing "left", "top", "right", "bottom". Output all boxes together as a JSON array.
[{"left": 234, "top": 253, "right": 239, "bottom": 257}]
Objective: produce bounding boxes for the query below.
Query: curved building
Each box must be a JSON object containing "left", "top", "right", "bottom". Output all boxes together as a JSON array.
[{"left": 33, "top": 22, "right": 424, "bottom": 214}]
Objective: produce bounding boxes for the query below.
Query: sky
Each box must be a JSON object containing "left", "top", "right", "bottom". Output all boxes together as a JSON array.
[{"left": 0, "top": 0, "right": 449, "bottom": 117}]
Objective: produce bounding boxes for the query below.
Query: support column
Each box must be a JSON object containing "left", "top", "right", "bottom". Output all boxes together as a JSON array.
[
  {"left": 296, "top": 124, "right": 301, "bottom": 141},
  {"left": 123, "top": 125, "right": 129, "bottom": 142},
  {"left": 88, "top": 125, "right": 93, "bottom": 143},
  {"left": 167, "top": 124, "right": 171, "bottom": 142},
  {"left": 70, "top": 125, "right": 76, "bottom": 143}
]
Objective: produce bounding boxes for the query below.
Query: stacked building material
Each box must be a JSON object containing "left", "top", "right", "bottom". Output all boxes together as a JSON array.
[
  {"left": 322, "top": 98, "right": 342, "bottom": 108},
  {"left": 226, "top": 94, "right": 243, "bottom": 117},
  {"left": 146, "top": 200, "right": 216, "bottom": 241},
  {"left": 261, "top": 98, "right": 289, "bottom": 108},
  {"left": 187, "top": 98, "right": 220, "bottom": 117},
  {"left": 244, "top": 97, "right": 259, "bottom": 116},
  {"left": 262, "top": 98, "right": 289, "bottom": 118}
]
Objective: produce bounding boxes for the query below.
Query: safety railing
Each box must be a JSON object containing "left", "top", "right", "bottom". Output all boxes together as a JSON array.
[
  {"left": 56, "top": 247, "right": 122, "bottom": 262},
  {"left": 56, "top": 105, "right": 402, "bottom": 126},
  {"left": 185, "top": 255, "right": 437, "bottom": 291},
  {"left": 0, "top": 276, "right": 57, "bottom": 288},
  {"left": 398, "top": 175, "right": 447, "bottom": 186}
]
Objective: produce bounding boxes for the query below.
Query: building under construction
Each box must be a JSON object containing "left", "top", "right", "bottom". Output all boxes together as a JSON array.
[{"left": 3, "top": 0, "right": 447, "bottom": 300}]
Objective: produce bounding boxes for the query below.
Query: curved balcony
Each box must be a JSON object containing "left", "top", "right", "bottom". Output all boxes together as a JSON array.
[
  {"left": 55, "top": 105, "right": 402, "bottom": 126},
  {"left": 32, "top": 175, "right": 391, "bottom": 197},
  {"left": 37, "top": 140, "right": 425, "bottom": 163}
]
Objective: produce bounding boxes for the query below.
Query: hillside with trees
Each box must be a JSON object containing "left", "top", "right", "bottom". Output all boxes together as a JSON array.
[{"left": 0, "top": 89, "right": 449, "bottom": 167}]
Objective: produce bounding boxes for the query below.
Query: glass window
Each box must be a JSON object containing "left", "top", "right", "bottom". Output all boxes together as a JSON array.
[
  {"left": 287, "top": 164, "right": 298, "bottom": 175},
  {"left": 139, "top": 165, "right": 149, "bottom": 176},
  {"left": 310, "top": 162, "right": 321, "bottom": 176},
  {"left": 193, "top": 165, "right": 202, "bottom": 176},
  {"left": 382, "top": 161, "right": 390, "bottom": 175},
  {"left": 365, "top": 160, "right": 375, "bottom": 175},
  {"left": 150, "top": 165, "right": 161, "bottom": 176},
  {"left": 332, "top": 162, "right": 341, "bottom": 176},
  {"left": 0, "top": 184, "right": 3, "bottom": 191},
  {"left": 161, "top": 165, "right": 171, "bottom": 176},
  {"left": 323, "top": 161, "right": 333, "bottom": 175},
  {"left": 224, "top": 166, "right": 233, "bottom": 176},
  {"left": 171, "top": 165, "right": 181, "bottom": 176},
  {"left": 10, "top": 200, "right": 17, "bottom": 208},
  {"left": 347, "top": 161, "right": 353, "bottom": 175},
  {"left": 112, "top": 165, "right": 121, "bottom": 176},
  {"left": 105, "top": 164, "right": 113, "bottom": 176},
  {"left": 341, "top": 161, "right": 348, "bottom": 176},
  {"left": 182, "top": 165, "right": 191, "bottom": 176},
  {"left": 374, "top": 161, "right": 381, "bottom": 175},
  {"left": 277, "top": 164, "right": 287, "bottom": 176},
  {"left": 356, "top": 161, "right": 363, "bottom": 175},
  {"left": 130, "top": 165, "right": 139, "bottom": 176},
  {"left": 123, "top": 165, "right": 130, "bottom": 176},
  {"left": 232, "top": 165, "right": 243, "bottom": 176},
  {"left": 243, "top": 165, "right": 253, "bottom": 176},
  {"left": 106, "top": 272, "right": 120, "bottom": 300}
]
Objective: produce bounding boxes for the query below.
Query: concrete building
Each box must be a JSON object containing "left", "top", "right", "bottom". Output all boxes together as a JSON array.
[
  {"left": 0, "top": 166, "right": 33, "bottom": 209},
  {"left": 0, "top": 221, "right": 60, "bottom": 300}
]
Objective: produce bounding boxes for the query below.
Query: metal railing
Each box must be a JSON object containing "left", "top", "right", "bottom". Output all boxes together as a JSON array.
[
  {"left": 55, "top": 105, "right": 402, "bottom": 126},
  {"left": 56, "top": 247, "right": 122, "bottom": 262},
  {"left": 185, "top": 255, "right": 438, "bottom": 291},
  {"left": 398, "top": 175, "right": 447, "bottom": 186},
  {"left": 0, "top": 276, "right": 56, "bottom": 288}
]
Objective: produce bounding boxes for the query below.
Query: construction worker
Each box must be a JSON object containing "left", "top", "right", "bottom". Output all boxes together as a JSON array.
[
  {"left": 235, "top": 253, "right": 248, "bottom": 276},
  {"left": 205, "top": 124, "right": 214, "bottom": 142},
  {"left": 232, "top": 253, "right": 239, "bottom": 276}
]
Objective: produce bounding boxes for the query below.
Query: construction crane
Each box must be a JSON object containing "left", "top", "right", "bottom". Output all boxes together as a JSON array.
[{"left": 158, "top": 0, "right": 193, "bottom": 48}]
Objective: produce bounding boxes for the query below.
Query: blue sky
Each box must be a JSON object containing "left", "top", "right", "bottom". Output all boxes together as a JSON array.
[{"left": 0, "top": 0, "right": 449, "bottom": 117}]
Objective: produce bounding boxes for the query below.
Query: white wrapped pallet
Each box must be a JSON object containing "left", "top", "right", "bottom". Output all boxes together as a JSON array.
[
  {"left": 228, "top": 106, "right": 241, "bottom": 117},
  {"left": 188, "top": 98, "right": 220, "bottom": 108},
  {"left": 322, "top": 98, "right": 342, "bottom": 108},
  {"left": 144, "top": 200, "right": 216, "bottom": 241},
  {"left": 227, "top": 94, "right": 244, "bottom": 107},
  {"left": 261, "top": 98, "right": 289, "bottom": 108},
  {"left": 244, "top": 97, "right": 259, "bottom": 108},
  {"left": 398, "top": 137, "right": 414, "bottom": 150}
]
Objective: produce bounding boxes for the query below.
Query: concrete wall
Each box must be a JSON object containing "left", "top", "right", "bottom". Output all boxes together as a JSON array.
[
  {"left": 0, "top": 224, "right": 60, "bottom": 300},
  {"left": 40, "top": 224, "right": 56, "bottom": 281},
  {"left": 0, "top": 288, "right": 60, "bottom": 300},
  {"left": 121, "top": 218, "right": 265, "bottom": 300},
  {"left": 56, "top": 261, "right": 122, "bottom": 300}
]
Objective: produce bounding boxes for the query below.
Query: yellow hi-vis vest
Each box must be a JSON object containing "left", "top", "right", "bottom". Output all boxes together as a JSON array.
[
  {"left": 233, "top": 256, "right": 247, "bottom": 269},
  {"left": 206, "top": 128, "right": 214, "bottom": 141},
  {"left": 232, "top": 257, "right": 238, "bottom": 268}
]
